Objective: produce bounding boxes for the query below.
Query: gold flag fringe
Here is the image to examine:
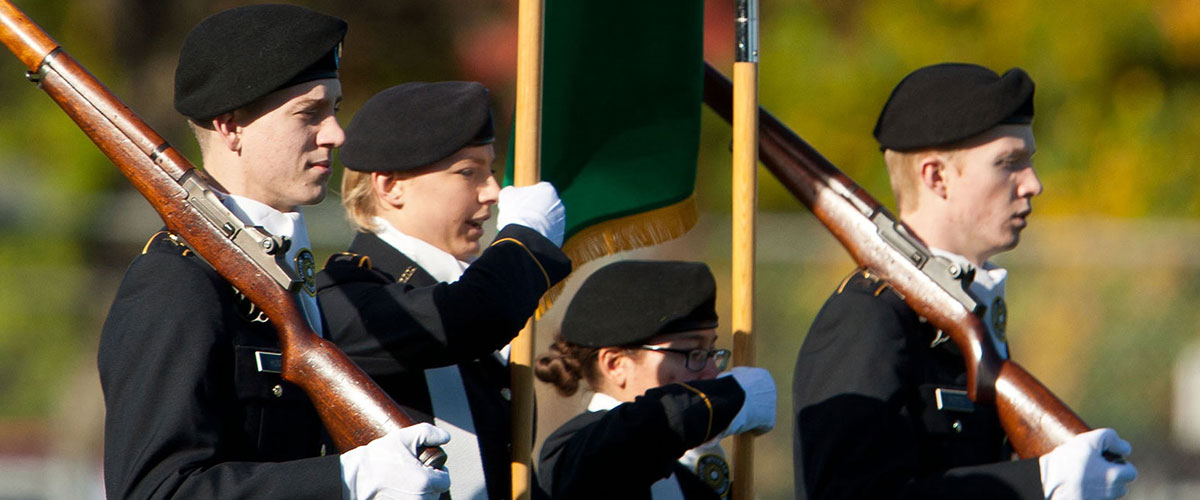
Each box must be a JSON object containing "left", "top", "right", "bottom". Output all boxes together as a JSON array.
[{"left": 536, "top": 195, "right": 699, "bottom": 317}]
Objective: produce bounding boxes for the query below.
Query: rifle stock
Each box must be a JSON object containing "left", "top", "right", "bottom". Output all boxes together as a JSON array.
[
  {"left": 702, "top": 62, "right": 1086, "bottom": 458},
  {"left": 0, "top": 0, "right": 444, "bottom": 466}
]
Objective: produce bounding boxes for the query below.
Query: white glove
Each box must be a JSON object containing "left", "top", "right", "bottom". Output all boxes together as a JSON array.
[
  {"left": 1039, "top": 428, "right": 1137, "bottom": 500},
  {"left": 497, "top": 182, "right": 566, "bottom": 246},
  {"left": 717, "top": 366, "right": 776, "bottom": 438},
  {"left": 340, "top": 423, "right": 452, "bottom": 500}
]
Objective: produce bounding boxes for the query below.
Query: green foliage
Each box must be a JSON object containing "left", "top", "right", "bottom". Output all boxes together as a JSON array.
[
  {"left": 0, "top": 3, "right": 115, "bottom": 418},
  {"left": 0, "top": 237, "right": 88, "bottom": 416},
  {"left": 692, "top": 0, "right": 1200, "bottom": 218}
]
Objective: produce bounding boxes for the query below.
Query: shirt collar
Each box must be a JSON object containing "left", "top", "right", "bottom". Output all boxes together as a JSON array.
[
  {"left": 587, "top": 392, "right": 623, "bottom": 412},
  {"left": 370, "top": 216, "right": 470, "bottom": 283},
  {"left": 222, "top": 194, "right": 312, "bottom": 271}
]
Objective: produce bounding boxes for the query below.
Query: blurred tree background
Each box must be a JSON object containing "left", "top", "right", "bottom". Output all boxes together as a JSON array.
[{"left": 0, "top": 0, "right": 1198, "bottom": 498}]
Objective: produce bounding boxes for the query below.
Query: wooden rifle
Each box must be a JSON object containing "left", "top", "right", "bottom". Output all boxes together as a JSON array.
[
  {"left": 0, "top": 0, "right": 445, "bottom": 467},
  {"left": 703, "top": 62, "right": 1087, "bottom": 458}
]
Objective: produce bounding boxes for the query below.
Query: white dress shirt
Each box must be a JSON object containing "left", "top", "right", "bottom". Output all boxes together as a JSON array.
[{"left": 372, "top": 216, "right": 490, "bottom": 500}]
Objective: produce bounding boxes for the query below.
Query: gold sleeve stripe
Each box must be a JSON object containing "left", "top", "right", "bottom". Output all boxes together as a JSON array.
[
  {"left": 835, "top": 266, "right": 867, "bottom": 294},
  {"left": 141, "top": 230, "right": 170, "bottom": 252},
  {"left": 490, "top": 237, "right": 551, "bottom": 288},
  {"left": 141, "top": 231, "right": 171, "bottom": 254},
  {"left": 677, "top": 382, "right": 715, "bottom": 442}
]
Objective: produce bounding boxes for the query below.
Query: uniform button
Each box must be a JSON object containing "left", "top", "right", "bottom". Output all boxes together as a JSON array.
[
  {"left": 500, "top": 388, "right": 512, "bottom": 401},
  {"left": 272, "top": 384, "right": 284, "bottom": 398},
  {"left": 951, "top": 420, "right": 963, "bottom": 433}
]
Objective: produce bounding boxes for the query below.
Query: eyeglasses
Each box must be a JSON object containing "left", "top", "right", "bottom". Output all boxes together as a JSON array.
[{"left": 639, "top": 345, "right": 731, "bottom": 372}]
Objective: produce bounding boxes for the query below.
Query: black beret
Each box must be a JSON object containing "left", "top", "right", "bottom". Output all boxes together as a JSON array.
[
  {"left": 341, "top": 81, "right": 495, "bottom": 173},
  {"left": 873, "top": 63, "right": 1034, "bottom": 151},
  {"left": 174, "top": 4, "right": 347, "bottom": 121},
  {"left": 562, "top": 260, "right": 718, "bottom": 348}
]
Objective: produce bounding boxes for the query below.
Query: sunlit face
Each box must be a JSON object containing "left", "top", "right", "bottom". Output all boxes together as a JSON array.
[
  {"left": 621, "top": 329, "right": 721, "bottom": 399},
  {"left": 234, "top": 79, "right": 344, "bottom": 212},
  {"left": 941, "top": 124, "right": 1042, "bottom": 262},
  {"left": 391, "top": 144, "right": 500, "bottom": 260}
]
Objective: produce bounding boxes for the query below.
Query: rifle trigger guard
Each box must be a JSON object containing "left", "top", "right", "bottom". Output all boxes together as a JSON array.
[{"left": 180, "top": 172, "right": 303, "bottom": 293}]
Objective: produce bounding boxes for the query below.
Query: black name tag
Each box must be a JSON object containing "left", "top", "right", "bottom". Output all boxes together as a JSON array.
[
  {"left": 935, "top": 388, "right": 975, "bottom": 413},
  {"left": 255, "top": 351, "right": 282, "bottom": 373}
]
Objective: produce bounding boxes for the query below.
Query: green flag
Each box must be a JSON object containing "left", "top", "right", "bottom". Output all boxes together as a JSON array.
[{"left": 505, "top": 0, "right": 704, "bottom": 270}]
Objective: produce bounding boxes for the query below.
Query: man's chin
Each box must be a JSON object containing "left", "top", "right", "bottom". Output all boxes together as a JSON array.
[
  {"left": 998, "top": 234, "right": 1021, "bottom": 253},
  {"left": 301, "top": 189, "right": 328, "bottom": 207}
]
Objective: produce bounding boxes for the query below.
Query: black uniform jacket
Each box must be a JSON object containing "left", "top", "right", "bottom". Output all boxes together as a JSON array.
[
  {"left": 99, "top": 232, "right": 340, "bottom": 500},
  {"left": 538, "top": 377, "right": 745, "bottom": 500},
  {"left": 792, "top": 268, "right": 1043, "bottom": 500},
  {"left": 316, "top": 224, "right": 571, "bottom": 499}
]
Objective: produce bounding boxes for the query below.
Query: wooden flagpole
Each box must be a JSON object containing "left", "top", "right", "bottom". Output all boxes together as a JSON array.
[
  {"left": 731, "top": 1, "right": 759, "bottom": 499},
  {"left": 511, "top": 0, "right": 544, "bottom": 498}
]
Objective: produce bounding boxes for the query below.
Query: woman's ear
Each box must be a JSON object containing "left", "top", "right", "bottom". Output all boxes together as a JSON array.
[
  {"left": 211, "top": 112, "right": 241, "bottom": 153},
  {"left": 596, "top": 347, "right": 628, "bottom": 391},
  {"left": 372, "top": 172, "right": 405, "bottom": 208}
]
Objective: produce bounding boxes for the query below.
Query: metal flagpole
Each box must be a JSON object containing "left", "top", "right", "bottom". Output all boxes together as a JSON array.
[
  {"left": 511, "top": 0, "right": 544, "bottom": 498},
  {"left": 731, "top": 1, "right": 759, "bottom": 499}
]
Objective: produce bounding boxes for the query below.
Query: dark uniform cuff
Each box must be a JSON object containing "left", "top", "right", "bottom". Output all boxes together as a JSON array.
[
  {"left": 650, "top": 377, "right": 744, "bottom": 446},
  {"left": 490, "top": 224, "right": 572, "bottom": 288}
]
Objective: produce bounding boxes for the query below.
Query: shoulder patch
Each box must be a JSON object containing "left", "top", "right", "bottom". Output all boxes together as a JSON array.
[
  {"left": 324, "top": 251, "right": 372, "bottom": 270},
  {"left": 141, "top": 231, "right": 192, "bottom": 257},
  {"left": 696, "top": 454, "right": 731, "bottom": 499},
  {"left": 836, "top": 267, "right": 900, "bottom": 298},
  {"left": 315, "top": 251, "right": 393, "bottom": 291}
]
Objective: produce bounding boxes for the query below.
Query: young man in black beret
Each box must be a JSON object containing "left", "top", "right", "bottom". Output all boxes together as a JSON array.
[
  {"left": 792, "top": 63, "right": 1138, "bottom": 500},
  {"left": 98, "top": 5, "right": 449, "bottom": 500},
  {"left": 315, "top": 81, "right": 571, "bottom": 499}
]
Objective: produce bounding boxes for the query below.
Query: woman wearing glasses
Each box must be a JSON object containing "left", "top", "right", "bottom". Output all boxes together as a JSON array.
[{"left": 534, "top": 260, "right": 776, "bottom": 500}]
